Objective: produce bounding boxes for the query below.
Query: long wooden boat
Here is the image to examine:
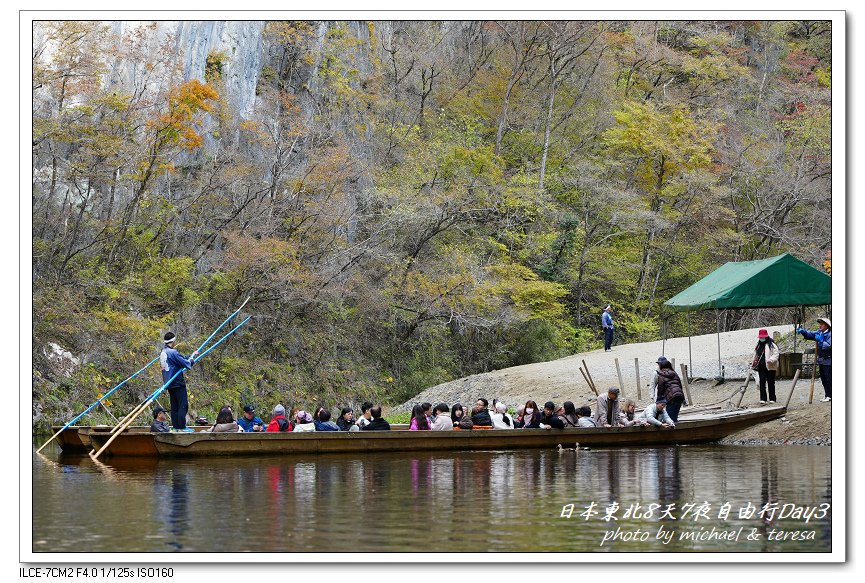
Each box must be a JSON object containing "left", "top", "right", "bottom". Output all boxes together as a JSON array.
[
  {"left": 50, "top": 425, "right": 211, "bottom": 454},
  {"left": 84, "top": 405, "right": 786, "bottom": 458}
]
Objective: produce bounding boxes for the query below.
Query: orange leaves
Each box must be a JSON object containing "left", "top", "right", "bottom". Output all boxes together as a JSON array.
[
  {"left": 148, "top": 79, "right": 219, "bottom": 150},
  {"left": 823, "top": 250, "right": 831, "bottom": 276}
]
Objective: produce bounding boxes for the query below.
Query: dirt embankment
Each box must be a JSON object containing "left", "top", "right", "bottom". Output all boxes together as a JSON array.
[{"left": 396, "top": 326, "right": 831, "bottom": 445}]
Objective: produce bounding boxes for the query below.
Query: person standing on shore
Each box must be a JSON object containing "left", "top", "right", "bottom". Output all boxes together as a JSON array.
[
  {"left": 602, "top": 305, "right": 614, "bottom": 352},
  {"left": 797, "top": 317, "right": 832, "bottom": 402},
  {"left": 160, "top": 332, "right": 198, "bottom": 432},
  {"left": 752, "top": 329, "right": 779, "bottom": 404}
]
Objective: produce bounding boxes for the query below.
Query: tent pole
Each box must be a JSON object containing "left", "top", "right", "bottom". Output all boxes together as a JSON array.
[
  {"left": 716, "top": 309, "right": 722, "bottom": 379},
  {"left": 662, "top": 318, "right": 667, "bottom": 356},
  {"left": 687, "top": 312, "right": 693, "bottom": 377}
]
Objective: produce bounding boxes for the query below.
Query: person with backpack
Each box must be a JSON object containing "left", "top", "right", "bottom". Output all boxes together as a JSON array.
[{"left": 266, "top": 404, "right": 292, "bottom": 432}]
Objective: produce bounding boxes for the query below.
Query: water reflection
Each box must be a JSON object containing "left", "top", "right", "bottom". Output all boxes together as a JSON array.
[{"left": 34, "top": 446, "right": 831, "bottom": 553}]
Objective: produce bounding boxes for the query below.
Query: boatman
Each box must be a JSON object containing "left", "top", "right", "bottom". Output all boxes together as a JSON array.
[
  {"left": 161, "top": 332, "right": 199, "bottom": 432},
  {"left": 797, "top": 317, "right": 832, "bottom": 402},
  {"left": 602, "top": 305, "right": 614, "bottom": 352}
]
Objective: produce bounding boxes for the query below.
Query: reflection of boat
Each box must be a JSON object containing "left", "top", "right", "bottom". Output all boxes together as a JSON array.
[{"left": 84, "top": 405, "right": 787, "bottom": 458}]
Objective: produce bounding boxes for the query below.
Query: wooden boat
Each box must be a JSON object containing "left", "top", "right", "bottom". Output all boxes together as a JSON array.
[
  {"left": 84, "top": 405, "right": 787, "bottom": 458},
  {"left": 50, "top": 425, "right": 211, "bottom": 454}
]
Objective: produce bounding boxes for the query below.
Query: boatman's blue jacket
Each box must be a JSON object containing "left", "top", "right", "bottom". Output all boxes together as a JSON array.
[{"left": 160, "top": 347, "right": 195, "bottom": 390}]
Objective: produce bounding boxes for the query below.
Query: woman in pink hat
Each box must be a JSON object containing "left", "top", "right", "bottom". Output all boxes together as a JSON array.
[{"left": 752, "top": 329, "right": 779, "bottom": 403}]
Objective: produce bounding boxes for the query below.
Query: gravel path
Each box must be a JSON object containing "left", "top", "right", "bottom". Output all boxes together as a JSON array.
[{"left": 395, "top": 324, "right": 798, "bottom": 414}]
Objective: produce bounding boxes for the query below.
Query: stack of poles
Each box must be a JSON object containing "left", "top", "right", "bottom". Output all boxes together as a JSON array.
[{"left": 91, "top": 313, "right": 251, "bottom": 460}]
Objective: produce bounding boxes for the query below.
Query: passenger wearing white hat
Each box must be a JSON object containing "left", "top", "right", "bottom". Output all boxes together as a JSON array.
[{"left": 797, "top": 318, "right": 832, "bottom": 401}]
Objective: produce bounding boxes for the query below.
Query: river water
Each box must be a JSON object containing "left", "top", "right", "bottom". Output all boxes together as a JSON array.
[{"left": 31, "top": 443, "right": 831, "bottom": 553}]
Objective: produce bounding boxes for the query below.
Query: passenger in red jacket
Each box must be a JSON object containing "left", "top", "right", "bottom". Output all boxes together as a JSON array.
[{"left": 266, "top": 404, "right": 292, "bottom": 432}]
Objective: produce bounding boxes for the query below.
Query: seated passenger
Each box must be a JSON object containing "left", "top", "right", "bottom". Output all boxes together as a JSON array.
[
  {"left": 639, "top": 398, "right": 675, "bottom": 429},
  {"left": 237, "top": 404, "right": 264, "bottom": 432},
  {"left": 266, "top": 404, "right": 293, "bottom": 432},
  {"left": 292, "top": 410, "right": 316, "bottom": 432},
  {"left": 150, "top": 406, "right": 171, "bottom": 433},
  {"left": 360, "top": 405, "right": 391, "bottom": 431},
  {"left": 314, "top": 408, "right": 340, "bottom": 431},
  {"left": 356, "top": 401, "right": 373, "bottom": 429},
  {"left": 471, "top": 398, "right": 493, "bottom": 427},
  {"left": 409, "top": 404, "right": 431, "bottom": 430},
  {"left": 451, "top": 403, "right": 466, "bottom": 427},
  {"left": 431, "top": 403, "right": 454, "bottom": 430},
  {"left": 577, "top": 406, "right": 597, "bottom": 427},
  {"left": 491, "top": 402, "right": 513, "bottom": 429},
  {"left": 520, "top": 400, "right": 541, "bottom": 429},
  {"left": 336, "top": 407, "right": 357, "bottom": 431},
  {"left": 210, "top": 406, "right": 241, "bottom": 432},
  {"left": 513, "top": 405, "right": 526, "bottom": 428},
  {"left": 560, "top": 401, "right": 580, "bottom": 428},
  {"left": 422, "top": 402, "right": 434, "bottom": 427},
  {"left": 619, "top": 399, "right": 645, "bottom": 427},
  {"left": 540, "top": 401, "right": 565, "bottom": 429},
  {"left": 594, "top": 387, "right": 625, "bottom": 428}
]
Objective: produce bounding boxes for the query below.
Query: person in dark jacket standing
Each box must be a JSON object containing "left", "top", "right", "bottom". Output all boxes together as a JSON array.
[
  {"left": 797, "top": 317, "right": 832, "bottom": 402},
  {"left": 360, "top": 405, "right": 391, "bottom": 431},
  {"left": 752, "top": 329, "right": 779, "bottom": 403},
  {"left": 655, "top": 357, "right": 686, "bottom": 423},
  {"left": 602, "top": 305, "right": 614, "bottom": 352},
  {"left": 160, "top": 332, "right": 198, "bottom": 432}
]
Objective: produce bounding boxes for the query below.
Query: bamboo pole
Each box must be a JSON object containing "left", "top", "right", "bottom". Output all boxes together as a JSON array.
[
  {"left": 635, "top": 358, "right": 642, "bottom": 401},
  {"left": 91, "top": 316, "right": 251, "bottom": 460},
  {"left": 36, "top": 355, "right": 161, "bottom": 454},
  {"left": 679, "top": 363, "right": 693, "bottom": 406},
  {"left": 614, "top": 358, "right": 625, "bottom": 397},
  {"left": 784, "top": 369, "right": 802, "bottom": 409},
  {"left": 579, "top": 366, "right": 598, "bottom": 396},
  {"left": 582, "top": 360, "right": 597, "bottom": 394},
  {"left": 808, "top": 354, "right": 817, "bottom": 404}
]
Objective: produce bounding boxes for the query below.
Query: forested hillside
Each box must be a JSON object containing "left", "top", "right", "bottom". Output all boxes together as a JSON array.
[{"left": 31, "top": 20, "right": 832, "bottom": 427}]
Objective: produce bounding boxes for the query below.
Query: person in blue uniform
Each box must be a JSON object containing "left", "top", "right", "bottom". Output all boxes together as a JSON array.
[
  {"left": 797, "top": 317, "right": 832, "bottom": 402},
  {"left": 602, "top": 305, "right": 614, "bottom": 351},
  {"left": 160, "top": 332, "right": 198, "bottom": 432}
]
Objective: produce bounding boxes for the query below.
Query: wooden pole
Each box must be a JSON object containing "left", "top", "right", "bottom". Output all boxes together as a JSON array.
[
  {"left": 579, "top": 366, "right": 598, "bottom": 396},
  {"left": 808, "top": 353, "right": 817, "bottom": 404},
  {"left": 635, "top": 358, "right": 642, "bottom": 401},
  {"left": 582, "top": 360, "right": 598, "bottom": 394},
  {"left": 680, "top": 363, "right": 693, "bottom": 406},
  {"left": 671, "top": 358, "right": 676, "bottom": 372},
  {"left": 784, "top": 369, "right": 802, "bottom": 409},
  {"left": 735, "top": 370, "right": 753, "bottom": 408},
  {"left": 614, "top": 358, "right": 625, "bottom": 397}
]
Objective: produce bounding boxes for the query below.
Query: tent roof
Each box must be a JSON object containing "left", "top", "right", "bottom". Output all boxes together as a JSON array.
[{"left": 663, "top": 253, "right": 831, "bottom": 312}]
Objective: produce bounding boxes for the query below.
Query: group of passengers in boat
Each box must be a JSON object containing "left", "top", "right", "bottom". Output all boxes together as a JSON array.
[{"left": 149, "top": 356, "right": 682, "bottom": 433}]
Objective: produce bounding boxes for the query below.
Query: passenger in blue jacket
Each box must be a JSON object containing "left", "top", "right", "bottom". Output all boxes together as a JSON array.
[
  {"left": 237, "top": 405, "right": 265, "bottom": 432},
  {"left": 797, "top": 317, "right": 832, "bottom": 402},
  {"left": 160, "top": 332, "right": 198, "bottom": 431}
]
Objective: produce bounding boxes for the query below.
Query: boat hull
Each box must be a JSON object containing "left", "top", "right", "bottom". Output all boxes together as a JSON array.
[{"left": 86, "top": 406, "right": 786, "bottom": 458}]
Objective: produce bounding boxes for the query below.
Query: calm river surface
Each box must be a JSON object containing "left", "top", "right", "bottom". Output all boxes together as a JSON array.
[{"left": 32, "top": 443, "right": 831, "bottom": 553}]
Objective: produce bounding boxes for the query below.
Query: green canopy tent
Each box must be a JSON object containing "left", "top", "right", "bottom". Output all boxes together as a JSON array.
[{"left": 663, "top": 253, "right": 831, "bottom": 378}]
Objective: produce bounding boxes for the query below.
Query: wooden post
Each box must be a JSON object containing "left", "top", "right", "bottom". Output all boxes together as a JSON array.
[
  {"left": 614, "top": 358, "right": 625, "bottom": 397},
  {"left": 784, "top": 369, "right": 802, "bottom": 409},
  {"left": 582, "top": 360, "right": 598, "bottom": 394},
  {"left": 635, "top": 358, "right": 642, "bottom": 401},
  {"left": 736, "top": 370, "right": 753, "bottom": 409},
  {"left": 579, "top": 366, "right": 598, "bottom": 396},
  {"left": 671, "top": 358, "right": 676, "bottom": 372},
  {"left": 808, "top": 335, "right": 819, "bottom": 404},
  {"left": 679, "top": 363, "right": 693, "bottom": 406}
]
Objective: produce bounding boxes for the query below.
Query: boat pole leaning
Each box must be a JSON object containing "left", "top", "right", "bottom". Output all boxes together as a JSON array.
[
  {"left": 110, "top": 297, "right": 251, "bottom": 434},
  {"left": 90, "top": 316, "right": 252, "bottom": 461},
  {"left": 36, "top": 355, "right": 161, "bottom": 454}
]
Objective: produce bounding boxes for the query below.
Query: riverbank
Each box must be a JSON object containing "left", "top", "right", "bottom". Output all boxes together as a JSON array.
[{"left": 396, "top": 325, "right": 831, "bottom": 446}]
